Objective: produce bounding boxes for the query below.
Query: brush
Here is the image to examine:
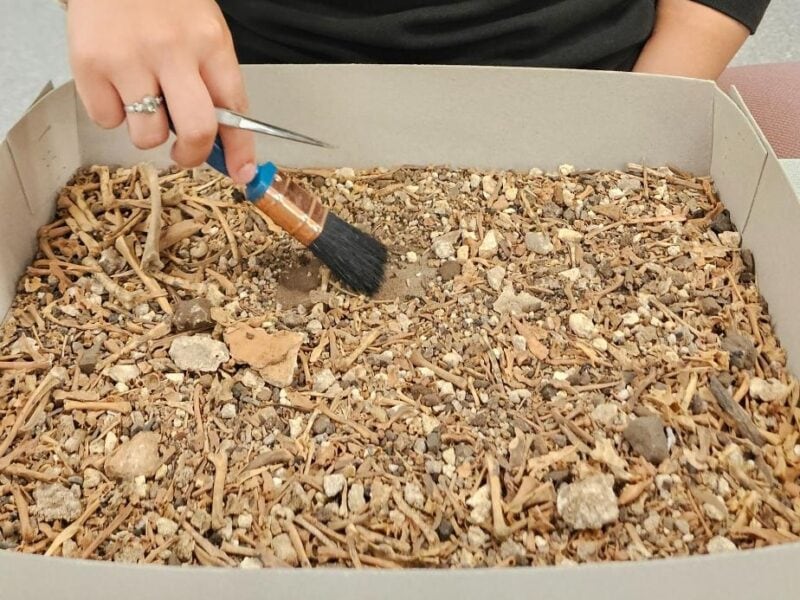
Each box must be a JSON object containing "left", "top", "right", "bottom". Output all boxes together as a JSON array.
[{"left": 166, "top": 115, "right": 388, "bottom": 296}]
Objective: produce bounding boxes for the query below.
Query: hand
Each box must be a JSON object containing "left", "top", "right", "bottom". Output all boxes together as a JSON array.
[
  {"left": 633, "top": 0, "right": 750, "bottom": 81},
  {"left": 66, "top": 0, "right": 256, "bottom": 184}
]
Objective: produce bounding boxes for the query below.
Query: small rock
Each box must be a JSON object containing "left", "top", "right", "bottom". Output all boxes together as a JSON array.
[
  {"left": 441, "top": 352, "right": 462, "bottom": 369},
  {"left": 436, "top": 519, "right": 454, "bottom": 541},
  {"left": 622, "top": 312, "right": 640, "bottom": 326},
  {"left": 707, "top": 536, "right": 738, "bottom": 554},
  {"left": 33, "top": 484, "right": 82, "bottom": 522},
  {"left": 710, "top": 209, "right": 735, "bottom": 234},
  {"left": 240, "top": 557, "right": 263, "bottom": 569},
  {"left": 237, "top": 514, "right": 253, "bottom": 529},
  {"left": 466, "top": 485, "right": 491, "bottom": 525},
  {"left": 478, "top": 230, "right": 500, "bottom": 258},
  {"left": 718, "top": 231, "right": 741, "bottom": 248},
  {"left": 405, "top": 251, "right": 418, "bottom": 263},
  {"left": 313, "top": 368, "right": 336, "bottom": 393},
  {"left": 486, "top": 266, "right": 505, "bottom": 291},
  {"left": 569, "top": 312, "right": 595, "bottom": 338},
  {"left": 438, "top": 261, "right": 462, "bottom": 281},
  {"left": 624, "top": 416, "right": 669, "bottom": 464},
  {"left": 224, "top": 326, "right": 303, "bottom": 387},
  {"left": 592, "top": 337, "right": 608, "bottom": 352},
  {"left": 703, "top": 498, "right": 728, "bottom": 522},
  {"left": 721, "top": 330, "right": 757, "bottom": 369},
  {"left": 591, "top": 403, "right": 619, "bottom": 426},
  {"left": 432, "top": 238, "right": 455, "bottom": 259},
  {"left": 78, "top": 341, "right": 103, "bottom": 374},
  {"left": 556, "top": 475, "right": 619, "bottom": 530},
  {"left": 525, "top": 231, "right": 554, "bottom": 254},
  {"left": 426, "top": 431, "right": 441, "bottom": 453},
  {"left": 443, "top": 447, "right": 456, "bottom": 466},
  {"left": 749, "top": 377, "right": 792, "bottom": 403},
  {"left": 347, "top": 483, "right": 367, "bottom": 513},
  {"left": 106, "top": 364, "right": 140, "bottom": 384},
  {"left": 104, "top": 431, "right": 161, "bottom": 480},
  {"left": 189, "top": 240, "right": 208, "bottom": 259},
  {"left": 173, "top": 298, "right": 214, "bottom": 332},
  {"left": 156, "top": 517, "right": 179, "bottom": 536},
  {"left": 493, "top": 286, "right": 541, "bottom": 316},
  {"left": 467, "top": 526, "right": 489, "bottom": 548},
  {"left": 220, "top": 403, "right": 237, "bottom": 419},
  {"left": 336, "top": 167, "right": 356, "bottom": 180},
  {"left": 700, "top": 297, "right": 721, "bottom": 315},
  {"left": 404, "top": 482, "right": 426, "bottom": 509},
  {"left": 323, "top": 473, "right": 346, "bottom": 498},
  {"left": 83, "top": 468, "right": 103, "bottom": 489},
  {"left": 191, "top": 509, "right": 212, "bottom": 534},
  {"left": 312, "top": 414, "right": 331, "bottom": 435},
  {"left": 559, "top": 267, "right": 582, "bottom": 282},
  {"left": 558, "top": 228, "right": 584, "bottom": 243},
  {"left": 169, "top": 335, "right": 229, "bottom": 372},
  {"left": 272, "top": 534, "right": 298, "bottom": 566}
]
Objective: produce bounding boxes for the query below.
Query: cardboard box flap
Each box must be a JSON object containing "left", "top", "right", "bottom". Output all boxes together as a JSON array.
[
  {"left": 711, "top": 88, "right": 768, "bottom": 232},
  {"left": 740, "top": 154, "right": 800, "bottom": 373},
  {"left": 5, "top": 82, "right": 81, "bottom": 226},
  {"left": 0, "top": 141, "right": 38, "bottom": 318},
  {"left": 79, "top": 65, "right": 717, "bottom": 174}
]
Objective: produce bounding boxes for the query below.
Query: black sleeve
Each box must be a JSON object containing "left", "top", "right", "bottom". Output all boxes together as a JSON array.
[{"left": 691, "top": 0, "right": 772, "bottom": 33}]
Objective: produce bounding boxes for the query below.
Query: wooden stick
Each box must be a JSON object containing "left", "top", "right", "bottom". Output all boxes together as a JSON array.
[
  {"left": 80, "top": 504, "right": 134, "bottom": 559},
  {"left": 211, "top": 204, "right": 240, "bottom": 265},
  {"left": 115, "top": 235, "right": 172, "bottom": 314},
  {"left": 159, "top": 219, "right": 203, "bottom": 249},
  {"left": 96, "top": 321, "right": 171, "bottom": 371},
  {"left": 317, "top": 546, "right": 401, "bottom": 569},
  {"left": 486, "top": 455, "right": 511, "bottom": 540},
  {"left": 141, "top": 163, "right": 165, "bottom": 272},
  {"left": 285, "top": 518, "right": 311, "bottom": 567},
  {"left": 709, "top": 376, "right": 766, "bottom": 446},
  {"left": 64, "top": 400, "right": 132, "bottom": 414},
  {"left": 391, "top": 490, "right": 438, "bottom": 545},
  {"left": 0, "top": 361, "right": 50, "bottom": 371},
  {"left": 0, "top": 366, "right": 67, "bottom": 457},
  {"left": 181, "top": 521, "right": 236, "bottom": 566},
  {"left": 409, "top": 350, "right": 468, "bottom": 390},
  {"left": 45, "top": 488, "right": 107, "bottom": 556},
  {"left": 11, "top": 484, "right": 34, "bottom": 543},
  {"left": 82, "top": 256, "right": 139, "bottom": 309},
  {"left": 336, "top": 330, "right": 382, "bottom": 372},
  {"left": 209, "top": 452, "right": 228, "bottom": 530}
]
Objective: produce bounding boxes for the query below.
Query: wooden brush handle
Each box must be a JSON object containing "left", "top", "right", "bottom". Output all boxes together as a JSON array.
[{"left": 252, "top": 170, "right": 328, "bottom": 247}]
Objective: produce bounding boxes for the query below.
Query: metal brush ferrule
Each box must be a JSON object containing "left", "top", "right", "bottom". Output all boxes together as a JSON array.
[{"left": 250, "top": 168, "right": 327, "bottom": 247}]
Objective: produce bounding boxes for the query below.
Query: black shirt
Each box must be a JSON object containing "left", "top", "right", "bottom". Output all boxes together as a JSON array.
[{"left": 219, "top": 1, "right": 770, "bottom": 70}]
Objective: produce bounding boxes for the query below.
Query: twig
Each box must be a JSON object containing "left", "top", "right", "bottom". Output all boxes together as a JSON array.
[
  {"left": 80, "top": 504, "right": 134, "bottom": 559},
  {"left": 11, "top": 485, "right": 34, "bottom": 543},
  {"left": 0, "top": 361, "right": 50, "bottom": 371},
  {"left": 181, "top": 521, "right": 236, "bottom": 566},
  {"left": 82, "top": 256, "right": 139, "bottom": 309},
  {"left": 209, "top": 452, "right": 228, "bottom": 530},
  {"left": 391, "top": 490, "right": 438, "bottom": 545},
  {"left": 336, "top": 330, "right": 382, "bottom": 372},
  {"left": 141, "top": 163, "right": 165, "bottom": 272},
  {"left": 95, "top": 321, "right": 171, "bottom": 372},
  {"left": 486, "top": 455, "right": 511, "bottom": 540},
  {"left": 317, "top": 546, "right": 401, "bottom": 569},
  {"left": 409, "top": 350, "right": 468, "bottom": 390},
  {"left": 45, "top": 487, "right": 107, "bottom": 556},
  {"left": 709, "top": 376, "right": 766, "bottom": 446},
  {"left": 115, "top": 235, "right": 172, "bottom": 314},
  {"left": 211, "top": 204, "right": 240, "bottom": 265},
  {"left": 0, "top": 367, "right": 67, "bottom": 457},
  {"left": 64, "top": 400, "right": 132, "bottom": 414},
  {"left": 285, "top": 518, "right": 312, "bottom": 567}
]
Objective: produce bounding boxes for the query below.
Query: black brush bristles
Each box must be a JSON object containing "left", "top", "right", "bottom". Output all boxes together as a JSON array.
[{"left": 308, "top": 213, "right": 388, "bottom": 295}]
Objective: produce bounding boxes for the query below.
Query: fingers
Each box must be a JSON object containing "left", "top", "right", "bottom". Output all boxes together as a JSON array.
[
  {"left": 113, "top": 73, "right": 169, "bottom": 150},
  {"left": 159, "top": 64, "right": 218, "bottom": 169},
  {"left": 73, "top": 73, "right": 125, "bottom": 130},
  {"left": 201, "top": 48, "right": 257, "bottom": 184}
]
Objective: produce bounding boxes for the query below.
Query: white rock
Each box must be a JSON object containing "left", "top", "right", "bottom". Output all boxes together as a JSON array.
[
  {"left": 240, "top": 557, "right": 263, "bottom": 569},
  {"left": 313, "top": 368, "right": 336, "bottom": 393},
  {"left": 622, "top": 312, "right": 640, "bottom": 326},
  {"left": 569, "top": 312, "right": 595, "bottom": 338},
  {"left": 323, "top": 473, "right": 346, "bottom": 498},
  {"left": 481, "top": 175, "right": 497, "bottom": 196},
  {"left": 83, "top": 468, "right": 103, "bottom": 489},
  {"left": 707, "top": 536, "right": 738, "bottom": 554},
  {"left": 33, "top": 484, "right": 82, "bottom": 522},
  {"left": 107, "top": 364, "right": 140, "bottom": 384},
  {"left": 493, "top": 286, "right": 541, "bottom": 316},
  {"left": 169, "top": 335, "right": 229, "bottom": 372},
  {"left": 486, "top": 266, "right": 506, "bottom": 291},
  {"left": 348, "top": 483, "right": 367, "bottom": 513},
  {"left": 456, "top": 245, "right": 470, "bottom": 261},
  {"left": 469, "top": 173, "right": 482, "bottom": 189},
  {"left": 467, "top": 485, "right": 492, "bottom": 525},
  {"left": 104, "top": 432, "right": 161, "bottom": 480},
  {"left": 443, "top": 447, "right": 456, "bottom": 466},
  {"left": 591, "top": 403, "right": 619, "bottom": 425},
  {"left": 511, "top": 335, "right": 527, "bottom": 352},
  {"left": 271, "top": 533, "right": 298, "bottom": 566},
  {"left": 405, "top": 251, "right": 419, "bottom": 263},
  {"left": 559, "top": 268, "right": 582, "bottom": 282},
  {"left": 403, "top": 482, "right": 425, "bottom": 509},
  {"left": 558, "top": 228, "right": 584, "bottom": 243},
  {"left": 165, "top": 373, "right": 184, "bottom": 385},
  {"left": 478, "top": 230, "right": 500, "bottom": 259},
  {"left": 467, "top": 526, "right": 489, "bottom": 548},
  {"left": 556, "top": 475, "right": 619, "bottom": 530},
  {"left": 156, "top": 517, "right": 179, "bottom": 536},
  {"left": 336, "top": 167, "right": 355, "bottom": 180},
  {"left": 525, "top": 232, "right": 554, "bottom": 254},
  {"left": 749, "top": 377, "right": 792, "bottom": 403},
  {"left": 608, "top": 187, "right": 625, "bottom": 200},
  {"left": 289, "top": 416, "right": 304, "bottom": 438},
  {"left": 432, "top": 238, "right": 455, "bottom": 259},
  {"left": 237, "top": 514, "right": 253, "bottom": 529},
  {"left": 422, "top": 414, "right": 440, "bottom": 436},
  {"left": 441, "top": 352, "right": 462, "bottom": 369},
  {"left": 220, "top": 403, "right": 237, "bottom": 419},
  {"left": 719, "top": 231, "right": 741, "bottom": 248},
  {"left": 592, "top": 337, "right": 608, "bottom": 351}
]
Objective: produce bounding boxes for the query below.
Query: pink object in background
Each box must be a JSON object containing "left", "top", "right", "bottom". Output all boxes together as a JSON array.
[{"left": 717, "top": 62, "right": 800, "bottom": 159}]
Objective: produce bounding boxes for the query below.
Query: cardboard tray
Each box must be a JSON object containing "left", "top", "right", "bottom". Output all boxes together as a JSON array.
[{"left": 1, "top": 65, "right": 798, "bottom": 599}]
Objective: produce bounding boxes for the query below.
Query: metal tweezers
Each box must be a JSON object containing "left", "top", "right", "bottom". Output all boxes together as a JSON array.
[{"left": 215, "top": 107, "right": 333, "bottom": 149}]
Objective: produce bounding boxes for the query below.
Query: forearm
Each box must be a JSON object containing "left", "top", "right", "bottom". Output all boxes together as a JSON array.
[{"left": 633, "top": 0, "right": 750, "bottom": 80}]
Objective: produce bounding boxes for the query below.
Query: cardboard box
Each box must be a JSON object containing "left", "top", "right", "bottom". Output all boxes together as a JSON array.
[{"left": 1, "top": 65, "right": 798, "bottom": 599}]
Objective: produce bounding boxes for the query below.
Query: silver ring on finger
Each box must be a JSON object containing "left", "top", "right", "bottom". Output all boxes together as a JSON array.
[{"left": 124, "top": 94, "right": 165, "bottom": 115}]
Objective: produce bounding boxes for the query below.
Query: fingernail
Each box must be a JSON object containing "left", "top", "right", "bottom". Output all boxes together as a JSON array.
[{"left": 235, "top": 162, "right": 257, "bottom": 184}]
